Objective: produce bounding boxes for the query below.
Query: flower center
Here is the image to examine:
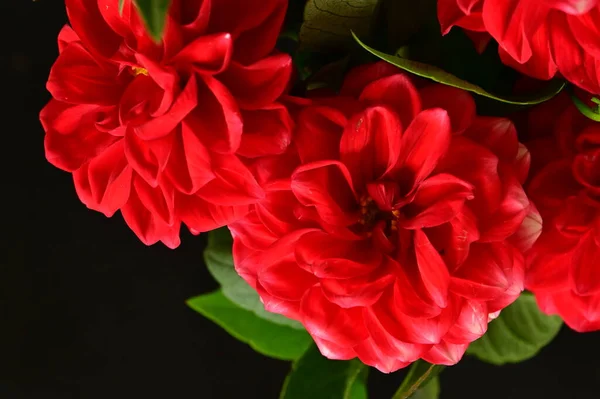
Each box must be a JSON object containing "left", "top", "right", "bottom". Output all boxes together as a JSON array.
[
  {"left": 131, "top": 66, "right": 149, "bottom": 76},
  {"left": 357, "top": 195, "right": 400, "bottom": 236}
]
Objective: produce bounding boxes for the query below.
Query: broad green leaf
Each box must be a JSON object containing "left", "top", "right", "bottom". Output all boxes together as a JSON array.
[
  {"left": 353, "top": 33, "right": 566, "bottom": 105},
  {"left": 280, "top": 345, "right": 368, "bottom": 399},
  {"left": 467, "top": 293, "right": 563, "bottom": 365},
  {"left": 133, "top": 0, "right": 171, "bottom": 41},
  {"left": 300, "top": 0, "right": 380, "bottom": 52},
  {"left": 412, "top": 377, "right": 440, "bottom": 399},
  {"left": 392, "top": 361, "right": 444, "bottom": 399},
  {"left": 571, "top": 94, "right": 600, "bottom": 122},
  {"left": 187, "top": 291, "right": 312, "bottom": 361},
  {"left": 204, "top": 228, "right": 304, "bottom": 329}
]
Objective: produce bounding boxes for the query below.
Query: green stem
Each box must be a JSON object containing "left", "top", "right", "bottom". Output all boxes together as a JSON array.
[
  {"left": 391, "top": 362, "right": 439, "bottom": 399},
  {"left": 570, "top": 90, "right": 600, "bottom": 122}
]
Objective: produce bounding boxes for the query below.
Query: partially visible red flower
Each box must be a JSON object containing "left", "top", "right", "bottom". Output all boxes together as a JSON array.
[
  {"left": 437, "top": 0, "right": 600, "bottom": 95},
  {"left": 230, "top": 62, "right": 540, "bottom": 372},
  {"left": 40, "top": 0, "right": 292, "bottom": 247},
  {"left": 524, "top": 93, "right": 600, "bottom": 332}
]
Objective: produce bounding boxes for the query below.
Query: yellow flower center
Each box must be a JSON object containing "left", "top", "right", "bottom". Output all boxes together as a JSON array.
[{"left": 131, "top": 66, "right": 149, "bottom": 76}]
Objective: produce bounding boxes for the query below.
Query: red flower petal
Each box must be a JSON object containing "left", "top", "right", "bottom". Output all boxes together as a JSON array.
[
  {"left": 73, "top": 140, "right": 132, "bottom": 217},
  {"left": 340, "top": 62, "right": 400, "bottom": 97},
  {"left": 170, "top": 32, "right": 233, "bottom": 74},
  {"left": 422, "top": 340, "right": 468, "bottom": 365},
  {"left": 121, "top": 188, "right": 181, "bottom": 248},
  {"left": 124, "top": 128, "right": 174, "bottom": 187},
  {"left": 291, "top": 160, "right": 358, "bottom": 226},
  {"left": 132, "top": 175, "right": 176, "bottom": 226},
  {"left": 373, "top": 290, "right": 460, "bottom": 344},
  {"left": 258, "top": 260, "right": 318, "bottom": 301},
  {"left": 393, "top": 109, "right": 452, "bottom": 190},
  {"left": 65, "top": 0, "right": 121, "bottom": 59},
  {"left": 57, "top": 25, "right": 79, "bottom": 53},
  {"left": 209, "top": 0, "right": 287, "bottom": 64},
  {"left": 497, "top": 22, "right": 558, "bottom": 80},
  {"left": 550, "top": 12, "right": 600, "bottom": 94},
  {"left": 401, "top": 173, "right": 474, "bottom": 229},
  {"left": 464, "top": 117, "right": 519, "bottom": 162},
  {"left": 186, "top": 75, "right": 243, "bottom": 154},
  {"left": 313, "top": 336, "right": 356, "bottom": 361},
  {"left": 413, "top": 230, "right": 451, "bottom": 309},
  {"left": 444, "top": 299, "right": 489, "bottom": 344},
  {"left": 571, "top": 231, "right": 600, "bottom": 295},
  {"left": 320, "top": 266, "right": 394, "bottom": 308},
  {"left": 526, "top": 228, "right": 576, "bottom": 292},
  {"left": 42, "top": 102, "right": 117, "bottom": 172},
  {"left": 133, "top": 74, "right": 198, "bottom": 141},
  {"left": 195, "top": 154, "right": 264, "bottom": 206},
  {"left": 419, "top": 85, "right": 476, "bottom": 134},
  {"left": 295, "top": 106, "right": 346, "bottom": 163},
  {"left": 451, "top": 243, "right": 514, "bottom": 300},
  {"left": 300, "top": 285, "right": 369, "bottom": 346},
  {"left": 354, "top": 336, "right": 411, "bottom": 373},
  {"left": 237, "top": 105, "right": 293, "bottom": 158},
  {"left": 340, "top": 106, "right": 403, "bottom": 188},
  {"left": 47, "top": 42, "right": 121, "bottom": 106},
  {"left": 178, "top": 195, "right": 249, "bottom": 233},
  {"left": 295, "top": 231, "right": 382, "bottom": 279},
  {"left": 542, "top": 0, "right": 599, "bottom": 14},
  {"left": 219, "top": 54, "right": 292, "bottom": 110},
  {"left": 359, "top": 74, "right": 422, "bottom": 129},
  {"left": 164, "top": 124, "right": 215, "bottom": 195},
  {"left": 482, "top": 0, "right": 549, "bottom": 64}
]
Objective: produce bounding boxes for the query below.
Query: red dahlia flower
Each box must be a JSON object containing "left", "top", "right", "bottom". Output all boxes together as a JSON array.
[
  {"left": 230, "top": 63, "right": 541, "bottom": 372},
  {"left": 524, "top": 94, "right": 600, "bottom": 332},
  {"left": 40, "top": 0, "right": 292, "bottom": 248},
  {"left": 437, "top": 0, "right": 600, "bottom": 95}
]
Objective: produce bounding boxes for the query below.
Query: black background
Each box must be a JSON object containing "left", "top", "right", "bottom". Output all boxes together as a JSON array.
[{"left": 4, "top": 1, "right": 600, "bottom": 398}]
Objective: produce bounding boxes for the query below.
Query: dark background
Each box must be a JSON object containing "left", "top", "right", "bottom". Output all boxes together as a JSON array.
[{"left": 4, "top": 1, "right": 600, "bottom": 398}]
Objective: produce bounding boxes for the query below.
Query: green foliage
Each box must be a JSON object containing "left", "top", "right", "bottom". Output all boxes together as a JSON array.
[
  {"left": 571, "top": 93, "right": 600, "bottom": 121},
  {"left": 187, "top": 291, "right": 312, "bottom": 361},
  {"left": 467, "top": 293, "right": 563, "bottom": 365},
  {"left": 391, "top": 361, "right": 444, "bottom": 399},
  {"left": 353, "top": 33, "right": 566, "bottom": 106},
  {"left": 280, "top": 345, "right": 369, "bottom": 399},
  {"left": 133, "top": 0, "right": 171, "bottom": 41},
  {"left": 299, "top": 0, "right": 380, "bottom": 52},
  {"left": 411, "top": 377, "right": 440, "bottom": 399}
]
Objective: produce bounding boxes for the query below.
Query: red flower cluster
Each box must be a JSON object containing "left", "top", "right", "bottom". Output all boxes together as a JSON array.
[
  {"left": 40, "top": 0, "right": 292, "bottom": 247},
  {"left": 437, "top": 0, "right": 600, "bottom": 95},
  {"left": 41, "top": 0, "right": 600, "bottom": 372},
  {"left": 230, "top": 63, "right": 540, "bottom": 372},
  {"left": 524, "top": 94, "right": 600, "bottom": 332}
]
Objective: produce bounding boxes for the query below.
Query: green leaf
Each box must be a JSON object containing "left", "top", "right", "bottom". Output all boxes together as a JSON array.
[
  {"left": 280, "top": 345, "right": 369, "bottom": 399},
  {"left": 467, "top": 293, "right": 563, "bottom": 365},
  {"left": 300, "top": 0, "right": 380, "bottom": 52},
  {"left": 353, "top": 32, "right": 566, "bottom": 105},
  {"left": 187, "top": 291, "right": 312, "bottom": 361},
  {"left": 133, "top": 0, "right": 171, "bottom": 41},
  {"left": 391, "top": 361, "right": 444, "bottom": 399},
  {"left": 411, "top": 377, "right": 440, "bottom": 399},
  {"left": 204, "top": 228, "right": 304, "bottom": 329},
  {"left": 571, "top": 94, "right": 600, "bottom": 122},
  {"left": 119, "top": 0, "right": 125, "bottom": 15}
]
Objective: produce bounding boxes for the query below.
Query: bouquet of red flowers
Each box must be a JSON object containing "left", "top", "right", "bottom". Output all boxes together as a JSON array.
[{"left": 41, "top": 0, "right": 599, "bottom": 397}]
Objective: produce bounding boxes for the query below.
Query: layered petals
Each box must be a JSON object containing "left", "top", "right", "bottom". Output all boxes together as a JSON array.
[
  {"left": 230, "top": 63, "right": 536, "bottom": 371},
  {"left": 523, "top": 94, "right": 600, "bottom": 332},
  {"left": 438, "top": 0, "right": 600, "bottom": 94},
  {"left": 41, "top": 0, "right": 294, "bottom": 247}
]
